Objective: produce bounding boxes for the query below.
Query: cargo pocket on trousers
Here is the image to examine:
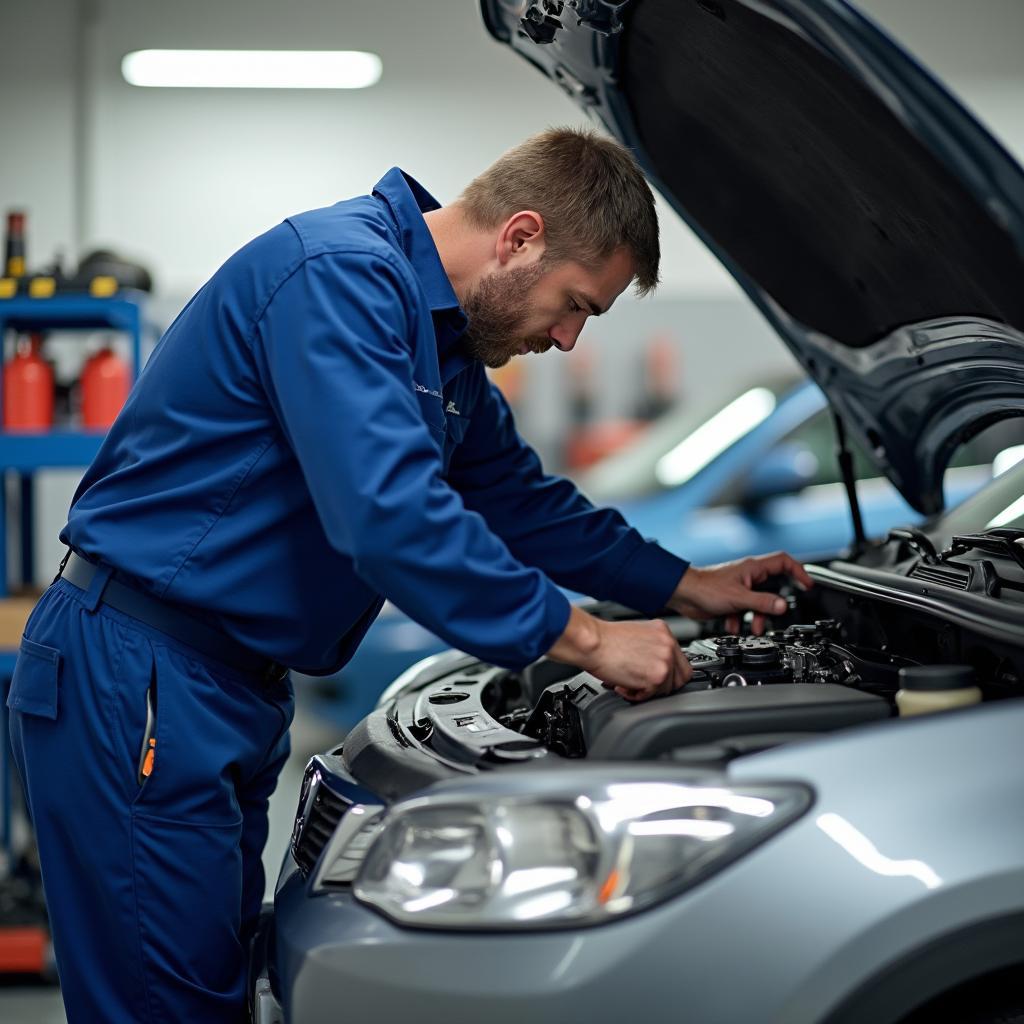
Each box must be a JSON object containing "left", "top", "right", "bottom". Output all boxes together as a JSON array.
[
  {"left": 6, "top": 637, "right": 62, "bottom": 720},
  {"left": 131, "top": 811, "right": 247, "bottom": 1001}
]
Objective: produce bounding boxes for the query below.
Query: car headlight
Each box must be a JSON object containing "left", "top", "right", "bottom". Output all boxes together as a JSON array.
[{"left": 353, "top": 770, "right": 811, "bottom": 929}]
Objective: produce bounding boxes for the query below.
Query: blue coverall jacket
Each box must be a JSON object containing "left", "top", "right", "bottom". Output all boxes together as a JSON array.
[{"left": 64, "top": 167, "right": 688, "bottom": 671}]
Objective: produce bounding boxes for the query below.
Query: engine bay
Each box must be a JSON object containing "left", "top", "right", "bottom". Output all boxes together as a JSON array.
[{"left": 339, "top": 544, "right": 1024, "bottom": 802}]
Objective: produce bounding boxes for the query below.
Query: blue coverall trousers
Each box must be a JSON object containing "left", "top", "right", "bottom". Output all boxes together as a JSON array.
[{"left": 7, "top": 576, "right": 294, "bottom": 1022}]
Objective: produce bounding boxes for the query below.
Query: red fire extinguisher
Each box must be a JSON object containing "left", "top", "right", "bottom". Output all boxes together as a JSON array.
[
  {"left": 3, "top": 333, "right": 54, "bottom": 431},
  {"left": 81, "top": 346, "right": 130, "bottom": 429}
]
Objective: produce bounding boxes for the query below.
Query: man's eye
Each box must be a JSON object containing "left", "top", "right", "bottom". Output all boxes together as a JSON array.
[{"left": 568, "top": 298, "right": 581, "bottom": 313}]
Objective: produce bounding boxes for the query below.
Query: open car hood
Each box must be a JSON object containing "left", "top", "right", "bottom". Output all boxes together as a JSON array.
[{"left": 481, "top": 0, "right": 1024, "bottom": 514}]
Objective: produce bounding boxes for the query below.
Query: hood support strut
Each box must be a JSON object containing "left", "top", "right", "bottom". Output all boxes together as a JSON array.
[{"left": 832, "top": 410, "right": 867, "bottom": 557}]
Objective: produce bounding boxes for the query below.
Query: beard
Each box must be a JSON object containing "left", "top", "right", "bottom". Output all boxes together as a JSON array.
[{"left": 459, "top": 263, "right": 554, "bottom": 368}]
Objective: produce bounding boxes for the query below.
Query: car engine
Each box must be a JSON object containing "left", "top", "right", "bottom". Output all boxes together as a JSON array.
[
  {"left": 340, "top": 615, "right": 911, "bottom": 800},
  {"left": 504, "top": 620, "right": 907, "bottom": 761}
]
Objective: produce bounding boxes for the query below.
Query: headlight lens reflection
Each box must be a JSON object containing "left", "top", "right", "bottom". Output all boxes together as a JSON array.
[{"left": 353, "top": 779, "right": 810, "bottom": 929}]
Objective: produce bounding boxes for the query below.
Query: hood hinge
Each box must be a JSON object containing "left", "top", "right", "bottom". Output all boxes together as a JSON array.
[
  {"left": 521, "top": 1, "right": 565, "bottom": 44},
  {"left": 521, "top": 0, "right": 629, "bottom": 43}
]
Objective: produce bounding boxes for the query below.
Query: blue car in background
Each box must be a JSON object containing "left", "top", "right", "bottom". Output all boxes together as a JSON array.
[{"left": 305, "top": 376, "right": 1017, "bottom": 727}]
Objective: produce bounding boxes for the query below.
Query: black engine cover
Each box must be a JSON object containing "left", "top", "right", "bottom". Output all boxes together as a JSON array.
[{"left": 580, "top": 682, "right": 891, "bottom": 760}]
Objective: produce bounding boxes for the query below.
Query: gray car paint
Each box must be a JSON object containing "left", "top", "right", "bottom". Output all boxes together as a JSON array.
[{"left": 274, "top": 701, "right": 1023, "bottom": 1023}]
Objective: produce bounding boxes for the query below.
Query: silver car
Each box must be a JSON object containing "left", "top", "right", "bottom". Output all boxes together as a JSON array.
[{"left": 252, "top": 1, "right": 1024, "bottom": 1020}]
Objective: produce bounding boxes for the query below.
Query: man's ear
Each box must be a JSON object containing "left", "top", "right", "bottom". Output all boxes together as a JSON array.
[{"left": 496, "top": 210, "right": 546, "bottom": 266}]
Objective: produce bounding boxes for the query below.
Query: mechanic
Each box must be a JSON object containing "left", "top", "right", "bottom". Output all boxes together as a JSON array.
[{"left": 7, "top": 127, "right": 812, "bottom": 1022}]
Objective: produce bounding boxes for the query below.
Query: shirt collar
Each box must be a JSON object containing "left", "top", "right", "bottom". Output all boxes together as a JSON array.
[
  {"left": 372, "top": 167, "right": 470, "bottom": 382},
  {"left": 372, "top": 168, "right": 464, "bottom": 317}
]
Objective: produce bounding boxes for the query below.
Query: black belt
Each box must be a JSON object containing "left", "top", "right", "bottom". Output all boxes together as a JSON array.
[{"left": 60, "top": 552, "right": 288, "bottom": 683}]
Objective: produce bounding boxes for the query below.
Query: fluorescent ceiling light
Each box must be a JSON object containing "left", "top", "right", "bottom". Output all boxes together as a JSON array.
[{"left": 122, "top": 49, "right": 382, "bottom": 89}]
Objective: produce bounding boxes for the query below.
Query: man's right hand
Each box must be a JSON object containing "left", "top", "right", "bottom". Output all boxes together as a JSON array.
[{"left": 546, "top": 606, "right": 691, "bottom": 702}]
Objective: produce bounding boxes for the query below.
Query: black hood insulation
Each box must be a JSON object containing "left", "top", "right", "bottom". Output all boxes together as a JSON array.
[{"left": 621, "top": 0, "right": 1024, "bottom": 347}]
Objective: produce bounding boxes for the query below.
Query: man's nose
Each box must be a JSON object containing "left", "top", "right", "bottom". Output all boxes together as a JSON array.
[{"left": 548, "top": 322, "right": 582, "bottom": 352}]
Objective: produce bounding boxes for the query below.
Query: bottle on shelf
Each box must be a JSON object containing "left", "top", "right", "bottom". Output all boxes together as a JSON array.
[
  {"left": 80, "top": 344, "right": 130, "bottom": 429},
  {"left": 4, "top": 210, "right": 27, "bottom": 279},
  {"left": 3, "top": 333, "right": 54, "bottom": 431}
]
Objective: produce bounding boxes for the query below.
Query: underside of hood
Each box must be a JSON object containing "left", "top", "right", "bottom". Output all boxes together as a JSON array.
[{"left": 481, "top": 0, "right": 1024, "bottom": 514}]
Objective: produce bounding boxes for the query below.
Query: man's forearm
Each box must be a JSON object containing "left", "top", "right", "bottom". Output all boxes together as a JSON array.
[{"left": 546, "top": 604, "right": 603, "bottom": 666}]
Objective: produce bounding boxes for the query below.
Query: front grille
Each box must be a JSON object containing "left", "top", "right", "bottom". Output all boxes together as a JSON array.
[
  {"left": 909, "top": 563, "right": 970, "bottom": 590},
  {"left": 291, "top": 769, "right": 350, "bottom": 876}
]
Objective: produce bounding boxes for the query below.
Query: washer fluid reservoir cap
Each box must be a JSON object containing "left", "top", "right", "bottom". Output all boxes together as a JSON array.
[{"left": 898, "top": 665, "right": 976, "bottom": 691}]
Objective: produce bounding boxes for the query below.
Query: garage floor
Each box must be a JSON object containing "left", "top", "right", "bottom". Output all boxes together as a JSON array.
[{"left": 0, "top": 686, "right": 342, "bottom": 1023}]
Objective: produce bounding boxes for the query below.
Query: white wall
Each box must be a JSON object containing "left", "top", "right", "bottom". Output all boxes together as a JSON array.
[{"left": 0, "top": 0, "right": 78, "bottom": 270}]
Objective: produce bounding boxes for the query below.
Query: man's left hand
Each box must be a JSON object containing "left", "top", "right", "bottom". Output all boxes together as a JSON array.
[{"left": 668, "top": 551, "right": 814, "bottom": 635}]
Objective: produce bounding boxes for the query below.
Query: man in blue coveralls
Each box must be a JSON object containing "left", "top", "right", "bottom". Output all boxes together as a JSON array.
[{"left": 8, "top": 128, "right": 811, "bottom": 1021}]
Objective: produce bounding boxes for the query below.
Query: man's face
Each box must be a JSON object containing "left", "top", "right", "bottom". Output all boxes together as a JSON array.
[{"left": 460, "top": 247, "right": 635, "bottom": 369}]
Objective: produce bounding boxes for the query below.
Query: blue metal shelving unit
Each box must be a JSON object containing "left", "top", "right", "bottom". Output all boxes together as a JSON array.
[{"left": 0, "top": 289, "right": 153, "bottom": 592}]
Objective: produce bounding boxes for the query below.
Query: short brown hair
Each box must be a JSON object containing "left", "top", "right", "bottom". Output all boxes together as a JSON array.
[{"left": 456, "top": 127, "right": 660, "bottom": 296}]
